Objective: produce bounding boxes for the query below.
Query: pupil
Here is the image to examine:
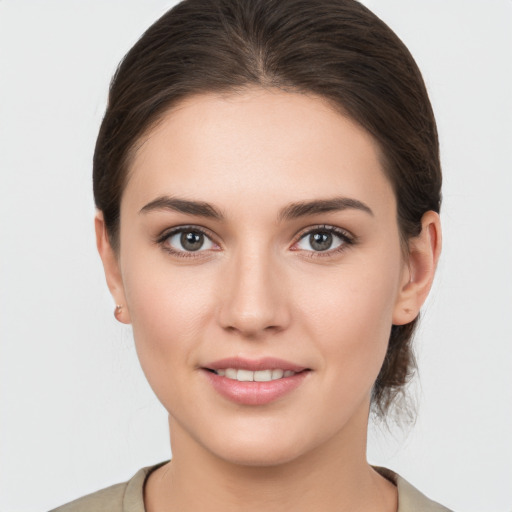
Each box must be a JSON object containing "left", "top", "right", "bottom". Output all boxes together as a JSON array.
[
  {"left": 310, "top": 232, "right": 332, "bottom": 251},
  {"left": 181, "top": 231, "right": 203, "bottom": 251}
]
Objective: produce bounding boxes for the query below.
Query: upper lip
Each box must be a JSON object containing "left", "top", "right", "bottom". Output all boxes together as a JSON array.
[{"left": 204, "top": 357, "right": 308, "bottom": 372}]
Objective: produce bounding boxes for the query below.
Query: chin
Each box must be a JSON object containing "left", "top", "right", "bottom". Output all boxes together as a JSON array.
[
  {"left": 213, "top": 441, "right": 307, "bottom": 468},
  {"left": 200, "top": 421, "right": 325, "bottom": 468}
]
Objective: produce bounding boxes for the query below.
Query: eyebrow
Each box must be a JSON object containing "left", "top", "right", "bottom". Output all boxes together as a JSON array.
[
  {"left": 278, "top": 197, "right": 374, "bottom": 221},
  {"left": 140, "top": 196, "right": 224, "bottom": 219},
  {"left": 139, "top": 195, "right": 373, "bottom": 221}
]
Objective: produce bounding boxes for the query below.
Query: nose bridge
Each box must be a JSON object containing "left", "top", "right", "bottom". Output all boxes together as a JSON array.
[{"left": 218, "top": 239, "right": 289, "bottom": 336}]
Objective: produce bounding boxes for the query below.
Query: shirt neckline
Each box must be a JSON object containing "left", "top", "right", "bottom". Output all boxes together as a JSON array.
[{"left": 124, "top": 460, "right": 448, "bottom": 512}]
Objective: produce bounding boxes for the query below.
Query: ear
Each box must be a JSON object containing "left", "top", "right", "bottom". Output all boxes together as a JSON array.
[
  {"left": 392, "top": 211, "right": 442, "bottom": 325},
  {"left": 95, "top": 211, "right": 131, "bottom": 324}
]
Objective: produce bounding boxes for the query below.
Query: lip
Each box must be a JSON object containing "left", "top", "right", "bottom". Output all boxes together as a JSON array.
[
  {"left": 202, "top": 357, "right": 311, "bottom": 406},
  {"left": 204, "top": 357, "right": 307, "bottom": 372}
]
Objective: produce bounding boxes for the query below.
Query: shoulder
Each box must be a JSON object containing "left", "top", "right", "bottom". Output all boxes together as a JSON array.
[
  {"left": 49, "top": 461, "right": 169, "bottom": 512},
  {"left": 374, "top": 466, "right": 453, "bottom": 512},
  {"left": 396, "top": 475, "right": 453, "bottom": 512},
  {"left": 49, "top": 481, "right": 127, "bottom": 512}
]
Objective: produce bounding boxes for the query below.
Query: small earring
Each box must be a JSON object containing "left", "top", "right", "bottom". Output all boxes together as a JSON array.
[{"left": 114, "top": 304, "right": 123, "bottom": 319}]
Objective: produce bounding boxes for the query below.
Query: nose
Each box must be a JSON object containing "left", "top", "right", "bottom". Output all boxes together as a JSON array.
[{"left": 217, "top": 246, "right": 291, "bottom": 338}]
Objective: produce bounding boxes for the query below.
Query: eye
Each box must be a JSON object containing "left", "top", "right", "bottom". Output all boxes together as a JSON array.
[
  {"left": 159, "top": 227, "right": 217, "bottom": 255},
  {"left": 293, "top": 226, "right": 353, "bottom": 254}
]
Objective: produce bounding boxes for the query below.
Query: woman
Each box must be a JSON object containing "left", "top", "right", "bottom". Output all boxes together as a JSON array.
[{"left": 52, "top": 0, "right": 448, "bottom": 510}]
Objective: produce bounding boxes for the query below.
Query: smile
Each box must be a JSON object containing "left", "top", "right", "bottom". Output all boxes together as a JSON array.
[
  {"left": 213, "top": 368, "right": 296, "bottom": 381},
  {"left": 203, "top": 358, "right": 310, "bottom": 405}
]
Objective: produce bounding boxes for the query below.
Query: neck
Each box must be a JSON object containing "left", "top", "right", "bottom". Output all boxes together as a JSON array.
[{"left": 144, "top": 402, "right": 397, "bottom": 512}]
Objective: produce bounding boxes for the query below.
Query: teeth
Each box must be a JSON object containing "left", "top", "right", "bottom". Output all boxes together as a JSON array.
[
  {"left": 237, "top": 369, "right": 254, "bottom": 382},
  {"left": 225, "top": 368, "right": 237, "bottom": 379},
  {"left": 254, "top": 369, "right": 272, "bottom": 382},
  {"left": 214, "top": 368, "right": 297, "bottom": 382},
  {"left": 271, "top": 369, "right": 284, "bottom": 379}
]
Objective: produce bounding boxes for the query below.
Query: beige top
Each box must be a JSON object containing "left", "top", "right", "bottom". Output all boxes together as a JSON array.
[{"left": 50, "top": 460, "right": 452, "bottom": 512}]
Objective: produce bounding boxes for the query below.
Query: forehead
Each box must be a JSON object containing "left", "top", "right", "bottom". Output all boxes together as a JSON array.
[{"left": 124, "top": 87, "right": 395, "bottom": 215}]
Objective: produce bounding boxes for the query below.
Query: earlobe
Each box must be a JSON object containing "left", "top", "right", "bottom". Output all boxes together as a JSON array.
[
  {"left": 392, "top": 211, "right": 442, "bottom": 325},
  {"left": 94, "top": 212, "right": 131, "bottom": 324}
]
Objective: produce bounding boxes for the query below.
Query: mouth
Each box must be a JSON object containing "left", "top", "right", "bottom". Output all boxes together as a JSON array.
[
  {"left": 202, "top": 357, "right": 311, "bottom": 405},
  {"left": 206, "top": 368, "right": 300, "bottom": 382}
]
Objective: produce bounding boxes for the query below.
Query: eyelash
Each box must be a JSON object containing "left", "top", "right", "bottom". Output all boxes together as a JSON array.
[
  {"left": 292, "top": 224, "right": 355, "bottom": 258},
  {"left": 155, "top": 224, "right": 356, "bottom": 259},
  {"left": 155, "top": 225, "right": 219, "bottom": 259}
]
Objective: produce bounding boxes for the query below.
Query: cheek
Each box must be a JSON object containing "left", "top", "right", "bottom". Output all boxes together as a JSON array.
[
  {"left": 121, "top": 253, "right": 216, "bottom": 373},
  {"left": 295, "top": 251, "right": 403, "bottom": 383}
]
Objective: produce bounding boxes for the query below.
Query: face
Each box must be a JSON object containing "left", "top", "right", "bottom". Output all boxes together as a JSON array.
[{"left": 103, "top": 88, "right": 418, "bottom": 466}]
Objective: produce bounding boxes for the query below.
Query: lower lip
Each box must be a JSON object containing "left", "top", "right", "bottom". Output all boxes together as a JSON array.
[{"left": 203, "top": 370, "right": 310, "bottom": 405}]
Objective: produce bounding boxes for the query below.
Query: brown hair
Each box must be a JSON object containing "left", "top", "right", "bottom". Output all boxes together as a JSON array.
[{"left": 93, "top": 0, "right": 441, "bottom": 418}]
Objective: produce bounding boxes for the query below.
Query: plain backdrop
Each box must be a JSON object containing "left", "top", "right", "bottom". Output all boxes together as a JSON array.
[{"left": 1, "top": 1, "right": 511, "bottom": 511}]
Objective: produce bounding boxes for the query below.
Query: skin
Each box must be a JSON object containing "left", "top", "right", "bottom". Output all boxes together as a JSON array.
[{"left": 96, "top": 88, "right": 441, "bottom": 512}]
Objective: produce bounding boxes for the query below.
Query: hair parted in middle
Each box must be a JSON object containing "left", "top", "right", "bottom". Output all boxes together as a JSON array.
[{"left": 93, "top": 0, "right": 441, "bottom": 419}]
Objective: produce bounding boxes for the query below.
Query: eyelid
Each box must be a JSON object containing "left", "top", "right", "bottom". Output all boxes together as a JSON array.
[
  {"left": 154, "top": 223, "right": 355, "bottom": 259},
  {"left": 291, "top": 224, "right": 356, "bottom": 255},
  {"left": 155, "top": 224, "right": 221, "bottom": 257}
]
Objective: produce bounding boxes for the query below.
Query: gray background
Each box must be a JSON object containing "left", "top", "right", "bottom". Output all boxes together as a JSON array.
[{"left": 1, "top": 1, "right": 511, "bottom": 511}]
